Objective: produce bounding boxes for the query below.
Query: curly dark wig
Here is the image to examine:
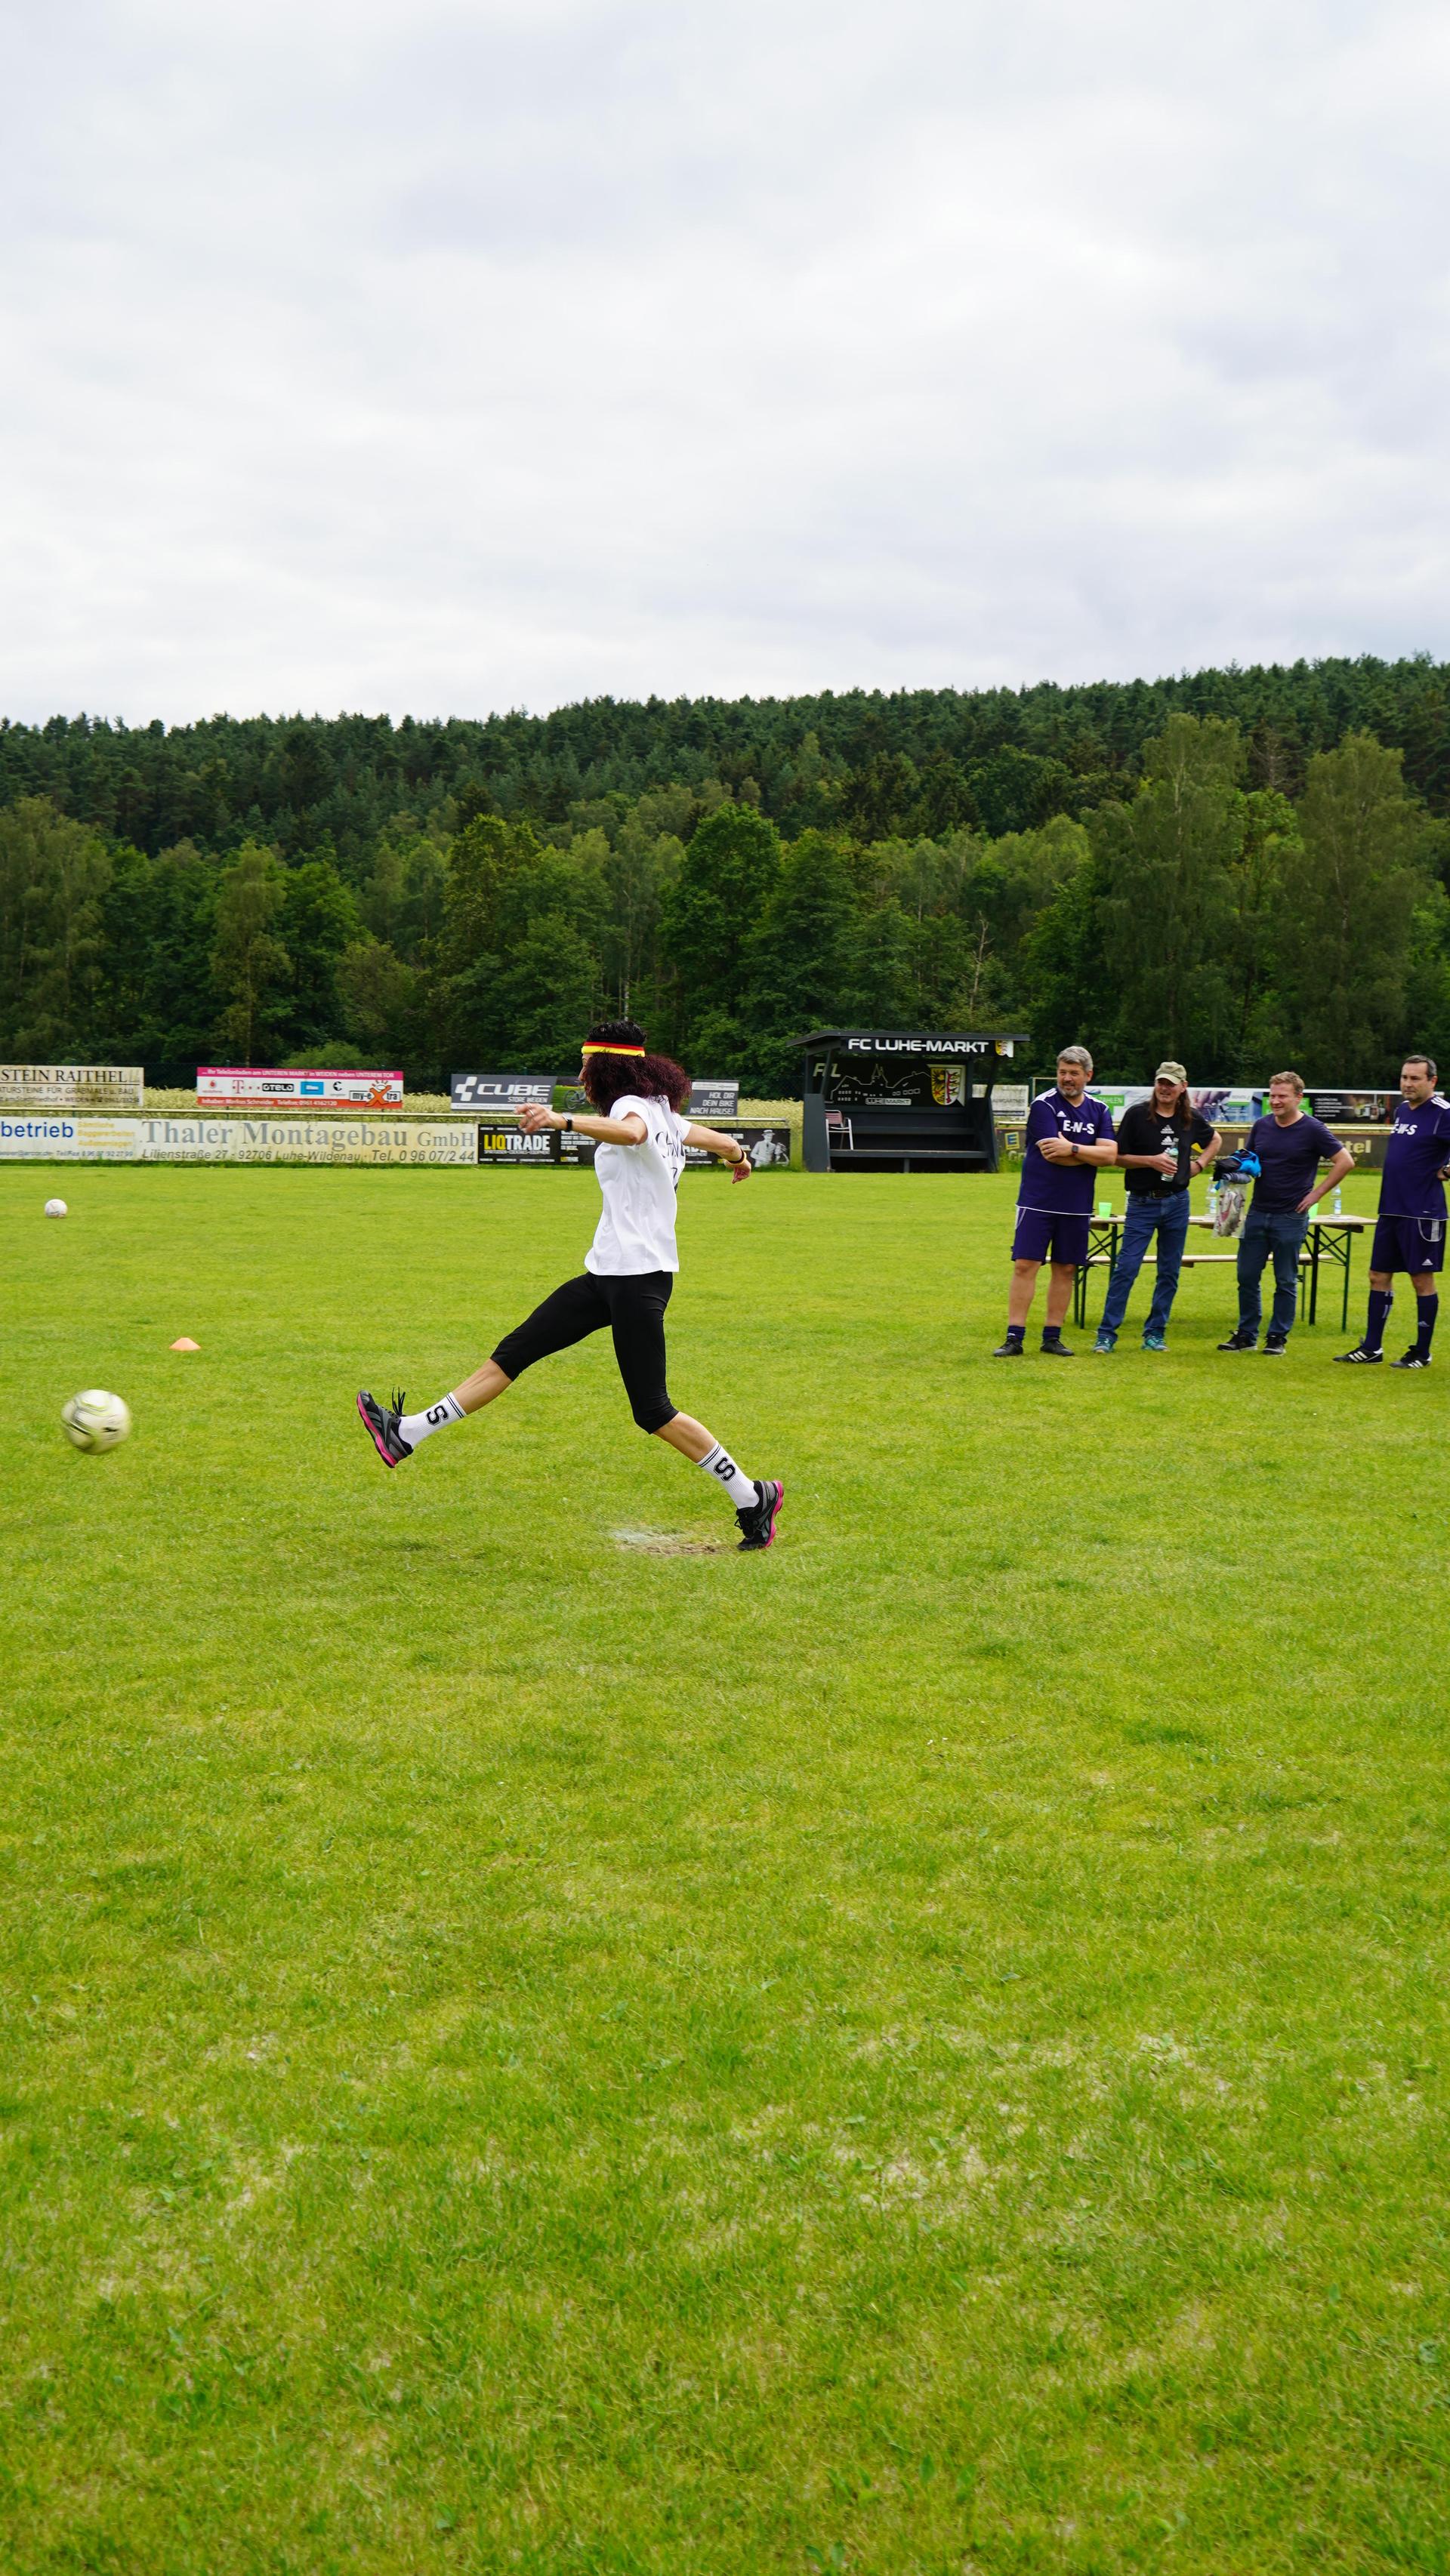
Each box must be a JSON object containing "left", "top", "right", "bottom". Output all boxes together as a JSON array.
[{"left": 579, "top": 1018, "right": 691, "bottom": 1113}]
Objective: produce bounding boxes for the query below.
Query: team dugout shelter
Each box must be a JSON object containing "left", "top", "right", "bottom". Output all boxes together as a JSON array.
[{"left": 798, "top": 1031, "right": 1029, "bottom": 1174}]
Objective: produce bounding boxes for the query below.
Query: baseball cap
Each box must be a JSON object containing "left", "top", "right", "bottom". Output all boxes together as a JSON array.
[{"left": 1155, "top": 1060, "right": 1188, "bottom": 1086}]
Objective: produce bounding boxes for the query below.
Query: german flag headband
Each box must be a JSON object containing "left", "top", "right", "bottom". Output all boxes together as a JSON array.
[{"left": 581, "top": 1042, "right": 645, "bottom": 1058}]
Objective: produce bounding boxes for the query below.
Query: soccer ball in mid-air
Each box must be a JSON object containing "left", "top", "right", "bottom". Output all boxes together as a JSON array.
[
  {"left": 45, "top": 1198, "right": 67, "bottom": 1218},
  {"left": 60, "top": 1390, "right": 131, "bottom": 1452}
]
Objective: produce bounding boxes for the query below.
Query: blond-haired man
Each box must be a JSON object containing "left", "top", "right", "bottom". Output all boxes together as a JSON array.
[{"left": 1219, "top": 1073, "right": 1353, "bottom": 1354}]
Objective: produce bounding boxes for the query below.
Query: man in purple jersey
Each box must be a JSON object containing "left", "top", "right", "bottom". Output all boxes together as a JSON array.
[
  {"left": 1336, "top": 1054, "right": 1450, "bottom": 1368},
  {"left": 994, "top": 1045, "right": 1117, "bottom": 1357}
]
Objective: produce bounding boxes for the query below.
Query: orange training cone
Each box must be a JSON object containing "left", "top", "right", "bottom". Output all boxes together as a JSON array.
[{"left": 170, "top": 1338, "right": 200, "bottom": 1351}]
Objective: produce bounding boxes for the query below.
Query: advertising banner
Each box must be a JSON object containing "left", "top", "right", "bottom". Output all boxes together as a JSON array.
[
  {"left": 824, "top": 1058, "right": 973, "bottom": 1110},
  {"left": 686, "top": 1123, "right": 791, "bottom": 1168},
  {"left": 990, "top": 1083, "right": 1030, "bottom": 1121},
  {"left": 0, "top": 1113, "right": 794, "bottom": 1171},
  {"left": 155, "top": 1117, "right": 475, "bottom": 1163},
  {"left": 451, "top": 1072, "right": 557, "bottom": 1108},
  {"left": 688, "top": 1080, "right": 739, "bottom": 1118},
  {"left": 198, "top": 1068, "right": 404, "bottom": 1108},
  {"left": 0, "top": 1065, "right": 143, "bottom": 1110},
  {"left": 0, "top": 1114, "right": 142, "bottom": 1160},
  {"left": 1192, "top": 1087, "right": 1263, "bottom": 1125},
  {"left": 0, "top": 1116, "right": 476, "bottom": 1164},
  {"left": 1304, "top": 1089, "right": 1395, "bottom": 1123},
  {"left": 477, "top": 1125, "right": 560, "bottom": 1163}
]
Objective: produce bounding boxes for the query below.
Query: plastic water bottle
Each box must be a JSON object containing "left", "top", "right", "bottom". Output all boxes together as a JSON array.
[{"left": 1332, "top": 1185, "right": 1342, "bottom": 1216}]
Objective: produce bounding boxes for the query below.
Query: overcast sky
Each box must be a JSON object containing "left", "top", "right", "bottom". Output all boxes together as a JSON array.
[{"left": 2, "top": 0, "right": 1447, "bottom": 726}]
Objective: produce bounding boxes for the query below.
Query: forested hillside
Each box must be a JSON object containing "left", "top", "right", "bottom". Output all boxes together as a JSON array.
[{"left": 3, "top": 656, "right": 1449, "bottom": 1088}]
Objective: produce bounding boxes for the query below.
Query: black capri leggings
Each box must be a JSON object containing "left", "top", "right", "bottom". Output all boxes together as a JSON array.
[{"left": 491, "top": 1271, "right": 677, "bottom": 1433}]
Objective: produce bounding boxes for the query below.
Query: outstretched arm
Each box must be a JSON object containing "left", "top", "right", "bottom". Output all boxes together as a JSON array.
[
  {"left": 517, "top": 1104, "right": 647, "bottom": 1145},
  {"left": 684, "top": 1123, "right": 752, "bottom": 1182}
]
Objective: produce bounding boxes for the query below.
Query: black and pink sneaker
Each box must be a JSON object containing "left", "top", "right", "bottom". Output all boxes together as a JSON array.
[
  {"left": 736, "top": 1478, "right": 784, "bottom": 1552},
  {"left": 356, "top": 1388, "right": 412, "bottom": 1467}
]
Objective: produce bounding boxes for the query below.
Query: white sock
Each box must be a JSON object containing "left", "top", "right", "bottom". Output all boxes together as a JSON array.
[
  {"left": 698, "top": 1441, "right": 758, "bottom": 1511},
  {"left": 398, "top": 1392, "right": 465, "bottom": 1450}
]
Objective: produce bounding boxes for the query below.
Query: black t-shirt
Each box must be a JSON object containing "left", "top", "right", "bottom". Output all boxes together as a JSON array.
[
  {"left": 1116, "top": 1100, "right": 1216, "bottom": 1196},
  {"left": 1246, "top": 1111, "right": 1344, "bottom": 1213}
]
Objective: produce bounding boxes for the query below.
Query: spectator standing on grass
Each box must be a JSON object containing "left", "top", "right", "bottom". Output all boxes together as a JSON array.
[
  {"left": 1336, "top": 1054, "right": 1450, "bottom": 1368},
  {"left": 1093, "top": 1062, "right": 1221, "bottom": 1354},
  {"left": 1218, "top": 1072, "right": 1353, "bottom": 1356},
  {"left": 995, "top": 1045, "right": 1116, "bottom": 1358}
]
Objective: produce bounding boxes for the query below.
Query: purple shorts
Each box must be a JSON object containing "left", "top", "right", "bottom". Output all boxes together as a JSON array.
[
  {"left": 1371, "top": 1215, "right": 1445, "bottom": 1276},
  {"left": 1013, "top": 1206, "right": 1091, "bottom": 1267}
]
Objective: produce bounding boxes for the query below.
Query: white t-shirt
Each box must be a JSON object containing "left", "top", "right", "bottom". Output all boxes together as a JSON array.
[{"left": 587, "top": 1094, "right": 690, "bottom": 1275}]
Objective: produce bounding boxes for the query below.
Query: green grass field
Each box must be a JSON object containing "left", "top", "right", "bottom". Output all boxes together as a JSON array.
[{"left": 4, "top": 1163, "right": 1448, "bottom": 2575}]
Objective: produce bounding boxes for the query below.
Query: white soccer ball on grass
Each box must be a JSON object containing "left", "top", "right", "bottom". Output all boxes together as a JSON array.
[
  {"left": 60, "top": 1390, "right": 132, "bottom": 1452},
  {"left": 45, "top": 1198, "right": 68, "bottom": 1218}
]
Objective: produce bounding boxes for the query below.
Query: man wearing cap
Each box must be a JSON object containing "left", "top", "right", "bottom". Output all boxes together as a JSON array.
[{"left": 1093, "top": 1065, "right": 1221, "bottom": 1352}]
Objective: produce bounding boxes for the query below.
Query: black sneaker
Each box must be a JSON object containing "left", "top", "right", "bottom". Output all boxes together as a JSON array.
[
  {"left": 736, "top": 1478, "right": 783, "bottom": 1552},
  {"left": 1039, "top": 1338, "right": 1075, "bottom": 1357},
  {"left": 1263, "top": 1335, "right": 1288, "bottom": 1356},
  {"left": 1217, "top": 1331, "right": 1257, "bottom": 1351},
  {"left": 357, "top": 1387, "right": 413, "bottom": 1465},
  {"left": 992, "top": 1338, "right": 1026, "bottom": 1357},
  {"left": 1333, "top": 1345, "right": 1383, "bottom": 1364},
  {"left": 1390, "top": 1349, "right": 1431, "bottom": 1369}
]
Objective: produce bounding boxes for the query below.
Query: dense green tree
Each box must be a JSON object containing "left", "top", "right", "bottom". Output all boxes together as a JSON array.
[
  {"left": 598, "top": 819, "right": 682, "bottom": 1021},
  {"left": 844, "top": 752, "right": 918, "bottom": 843},
  {"left": 486, "top": 918, "right": 600, "bottom": 1070},
  {"left": 3, "top": 662, "right": 1449, "bottom": 874},
  {"left": 438, "top": 813, "right": 543, "bottom": 970},
  {"left": 93, "top": 839, "right": 221, "bottom": 1082},
  {"left": 967, "top": 748, "right": 1072, "bottom": 839},
  {"left": 211, "top": 843, "right": 292, "bottom": 1062},
  {"left": 278, "top": 859, "right": 360, "bottom": 1048},
  {"left": 659, "top": 803, "right": 781, "bottom": 1046},
  {"left": 360, "top": 834, "right": 447, "bottom": 963},
  {"left": 335, "top": 936, "right": 421, "bottom": 1067},
  {"left": 1221, "top": 789, "right": 1300, "bottom": 1068},
  {"left": 738, "top": 832, "right": 859, "bottom": 1087},
  {"left": 1020, "top": 843, "right": 1112, "bottom": 1065},
  {"left": 1092, "top": 716, "right": 1245, "bottom": 1067},
  {"left": 1273, "top": 732, "right": 1442, "bottom": 1079},
  {"left": 0, "top": 798, "right": 113, "bottom": 1056},
  {"left": 909, "top": 751, "right": 978, "bottom": 839},
  {"left": 8, "top": 673, "right": 1450, "bottom": 1089},
  {"left": 430, "top": 818, "right": 606, "bottom": 1075}
]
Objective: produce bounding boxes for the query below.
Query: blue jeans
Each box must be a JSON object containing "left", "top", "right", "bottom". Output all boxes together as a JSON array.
[
  {"left": 1237, "top": 1207, "right": 1307, "bottom": 1339},
  {"left": 1100, "top": 1192, "right": 1191, "bottom": 1341}
]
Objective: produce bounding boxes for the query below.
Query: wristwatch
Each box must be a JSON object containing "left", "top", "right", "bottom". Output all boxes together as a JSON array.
[{"left": 563, "top": 1115, "right": 573, "bottom": 1132}]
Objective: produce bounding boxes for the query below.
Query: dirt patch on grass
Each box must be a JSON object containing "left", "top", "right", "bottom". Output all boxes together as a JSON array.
[{"left": 612, "top": 1528, "right": 731, "bottom": 1558}]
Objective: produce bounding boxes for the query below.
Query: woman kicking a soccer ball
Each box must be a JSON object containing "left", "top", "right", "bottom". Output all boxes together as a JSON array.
[{"left": 356, "top": 1021, "right": 784, "bottom": 1551}]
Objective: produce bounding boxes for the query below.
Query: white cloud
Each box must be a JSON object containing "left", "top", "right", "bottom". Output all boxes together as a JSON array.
[{"left": 2, "top": 0, "right": 1447, "bottom": 723}]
